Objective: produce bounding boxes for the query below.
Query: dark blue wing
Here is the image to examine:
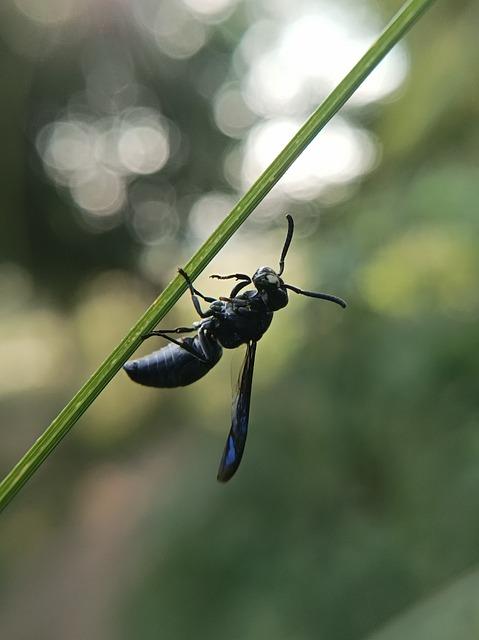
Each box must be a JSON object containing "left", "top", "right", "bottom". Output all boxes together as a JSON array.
[{"left": 217, "top": 340, "right": 257, "bottom": 482}]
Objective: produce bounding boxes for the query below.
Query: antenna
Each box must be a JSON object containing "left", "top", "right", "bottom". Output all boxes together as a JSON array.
[
  {"left": 278, "top": 214, "right": 294, "bottom": 276},
  {"left": 284, "top": 283, "right": 347, "bottom": 309}
]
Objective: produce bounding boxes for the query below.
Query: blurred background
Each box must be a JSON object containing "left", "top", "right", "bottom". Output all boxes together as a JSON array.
[{"left": 1, "top": 0, "right": 479, "bottom": 638}]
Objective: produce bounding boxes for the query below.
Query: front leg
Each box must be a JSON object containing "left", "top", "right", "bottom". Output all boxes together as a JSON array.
[
  {"left": 178, "top": 268, "right": 213, "bottom": 318},
  {"left": 210, "top": 273, "right": 251, "bottom": 283},
  {"left": 230, "top": 280, "right": 250, "bottom": 298},
  {"left": 209, "top": 273, "right": 252, "bottom": 298}
]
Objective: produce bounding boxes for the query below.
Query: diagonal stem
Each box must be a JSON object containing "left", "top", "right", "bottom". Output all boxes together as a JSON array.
[{"left": 0, "top": 0, "right": 438, "bottom": 512}]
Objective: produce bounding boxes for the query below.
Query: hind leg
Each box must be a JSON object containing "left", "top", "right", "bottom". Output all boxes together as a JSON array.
[
  {"left": 142, "top": 326, "right": 195, "bottom": 339},
  {"left": 141, "top": 326, "right": 209, "bottom": 362},
  {"left": 151, "top": 326, "right": 219, "bottom": 364}
]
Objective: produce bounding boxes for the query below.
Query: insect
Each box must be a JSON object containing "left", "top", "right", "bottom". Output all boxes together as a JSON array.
[{"left": 124, "top": 215, "right": 346, "bottom": 482}]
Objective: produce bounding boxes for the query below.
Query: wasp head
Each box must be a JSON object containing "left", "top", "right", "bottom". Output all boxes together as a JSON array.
[
  {"left": 252, "top": 266, "right": 280, "bottom": 288},
  {"left": 252, "top": 266, "right": 288, "bottom": 310}
]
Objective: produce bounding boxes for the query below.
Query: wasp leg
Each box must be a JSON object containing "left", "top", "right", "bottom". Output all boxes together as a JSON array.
[
  {"left": 229, "top": 280, "right": 250, "bottom": 297},
  {"left": 210, "top": 273, "right": 251, "bottom": 282},
  {"left": 209, "top": 273, "right": 252, "bottom": 297},
  {"left": 178, "top": 268, "right": 213, "bottom": 318},
  {"left": 142, "top": 326, "right": 196, "bottom": 340},
  {"left": 155, "top": 327, "right": 217, "bottom": 363},
  {"left": 193, "top": 289, "right": 216, "bottom": 303},
  {"left": 150, "top": 331, "right": 209, "bottom": 362},
  {"left": 195, "top": 326, "right": 221, "bottom": 362}
]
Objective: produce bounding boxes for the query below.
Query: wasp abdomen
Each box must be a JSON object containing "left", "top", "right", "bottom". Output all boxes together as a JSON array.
[{"left": 124, "top": 338, "right": 222, "bottom": 388}]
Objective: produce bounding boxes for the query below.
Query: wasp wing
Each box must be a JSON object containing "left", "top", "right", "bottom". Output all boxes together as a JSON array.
[{"left": 217, "top": 340, "right": 257, "bottom": 482}]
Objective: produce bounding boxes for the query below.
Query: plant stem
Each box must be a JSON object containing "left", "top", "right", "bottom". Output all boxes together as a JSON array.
[{"left": 0, "top": 0, "right": 437, "bottom": 512}]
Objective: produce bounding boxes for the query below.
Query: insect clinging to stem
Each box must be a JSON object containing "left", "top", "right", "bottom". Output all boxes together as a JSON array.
[{"left": 124, "top": 215, "right": 346, "bottom": 482}]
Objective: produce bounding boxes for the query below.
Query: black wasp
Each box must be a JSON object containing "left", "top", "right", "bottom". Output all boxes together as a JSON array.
[{"left": 124, "top": 215, "right": 346, "bottom": 482}]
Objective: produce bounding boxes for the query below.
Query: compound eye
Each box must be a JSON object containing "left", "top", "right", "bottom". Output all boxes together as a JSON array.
[
  {"left": 265, "top": 273, "right": 279, "bottom": 285},
  {"left": 254, "top": 266, "right": 268, "bottom": 277},
  {"left": 254, "top": 266, "right": 275, "bottom": 278}
]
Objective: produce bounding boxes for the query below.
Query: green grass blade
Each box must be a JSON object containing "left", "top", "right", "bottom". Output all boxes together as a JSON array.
[{"left": 0, "top": 0, "right": 437, "bottom": 512}]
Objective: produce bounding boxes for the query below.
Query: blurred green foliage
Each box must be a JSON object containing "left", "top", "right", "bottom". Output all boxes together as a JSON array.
[{"left": 1, "top": 1, "right": 479, "bottom": 639}]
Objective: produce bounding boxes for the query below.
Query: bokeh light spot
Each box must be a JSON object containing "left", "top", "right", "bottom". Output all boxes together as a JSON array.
[
  {"left": 240, "top": 5, "right": 408, "bottom": 118},
  {"left": 153, "top": 0, "right": 207, "bottom": 59},
  {"left": 242, "top": 117, "right": 378, "bottom": 199},
  {"left": 14, "top": 0, "right": 78, "bottom": 26},
  {"left": 38, "top": 121, "right": 94, "bottom": 179},
  {"left": 213, "top": 84, "right": 257, "bottom": 138},
  {"left": 182, "top": 0, "right": 238, "bottom": 22},
  {"left": 118, "top": 125, "right": 169, "bottom": 175},
  {"left": 71, "top": 168, "right": 126, "bottom": 217},
  {"left": 131, "top": 200, "right": 179, "bottom": 246},
  {"left": 188, "top": 192, "right": 236, "bottom": 241}
]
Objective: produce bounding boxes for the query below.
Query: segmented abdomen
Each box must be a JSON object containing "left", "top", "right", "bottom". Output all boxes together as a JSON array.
[{"left": 123, "top": 338, "right": 222, "bottom": 388}]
